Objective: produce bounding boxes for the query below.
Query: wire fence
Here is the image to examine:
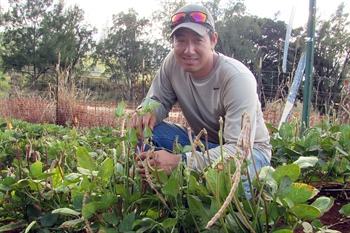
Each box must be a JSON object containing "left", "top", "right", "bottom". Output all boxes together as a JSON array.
[
  {"left": 0, "top": 97, "right": 328, "bottom": 129},
  {"left": 1, "top": 76, "right": 349, "bottom": 129}
]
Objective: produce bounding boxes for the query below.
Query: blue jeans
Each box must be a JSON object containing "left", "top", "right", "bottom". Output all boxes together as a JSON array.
[{"left": 145, "top": 121, "right": 270, "bottom": 198}]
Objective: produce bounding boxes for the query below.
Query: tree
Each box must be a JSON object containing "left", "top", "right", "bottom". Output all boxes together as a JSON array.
[
  {"left": 0, "top": 0, "right": 96, "bottom": 86},
  {"left": 313, "top": 2, "right": 350, "bottom": 114},
  {"left": 95, "top": 9, "right": 156, "bottom": 101}
]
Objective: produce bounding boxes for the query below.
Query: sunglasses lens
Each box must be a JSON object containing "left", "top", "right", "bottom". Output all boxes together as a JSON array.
[
  {"left": 171, "top": 13, "right": 186, "bottom": 25},
  {"left": 190, "top": 12, "right": 207, "bottom": 23}
]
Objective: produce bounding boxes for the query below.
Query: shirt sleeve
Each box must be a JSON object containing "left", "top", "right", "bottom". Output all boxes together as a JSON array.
[
  {"left": 144, "top": 51, "right": 178, "bottom": 125},
  {"left": 189, "top": 72, "right": 260, "bottom": 172}
]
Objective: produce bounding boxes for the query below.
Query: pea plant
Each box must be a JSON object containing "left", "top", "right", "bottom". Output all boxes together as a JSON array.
[{"left": 0, "top": 103, "right": 346, "bottom": 232}]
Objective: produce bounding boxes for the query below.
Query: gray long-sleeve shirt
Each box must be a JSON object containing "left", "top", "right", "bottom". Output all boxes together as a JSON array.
[{"left": 145, "top": 50, "right": 272, "bottom": 172}]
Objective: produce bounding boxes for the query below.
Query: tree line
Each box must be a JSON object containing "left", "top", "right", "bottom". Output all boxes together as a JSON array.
[{"left": 0, "top": 0, "right": 349, "bottom": 114}]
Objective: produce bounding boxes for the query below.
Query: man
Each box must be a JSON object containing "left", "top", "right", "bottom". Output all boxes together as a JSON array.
[{"left": 132, "top": 4, "right": 271, "bottom": 192}]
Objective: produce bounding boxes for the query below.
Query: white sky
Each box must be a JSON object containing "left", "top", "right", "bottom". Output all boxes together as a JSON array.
[
  {"left": 1, "top": 0, "right": 349, "bottom": 32},
  {"left": 61, "top": 0, "right": 348, "bottom": 30}
]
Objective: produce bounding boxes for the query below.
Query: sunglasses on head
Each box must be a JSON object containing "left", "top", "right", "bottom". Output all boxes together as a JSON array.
[{"left": 171, "top": 11, "right": 210, "bottom": 28}]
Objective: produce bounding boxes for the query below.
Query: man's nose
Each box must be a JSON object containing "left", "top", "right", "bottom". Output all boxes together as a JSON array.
[{"left": 184, "top": 42, "right": 195, "bottom": 54}]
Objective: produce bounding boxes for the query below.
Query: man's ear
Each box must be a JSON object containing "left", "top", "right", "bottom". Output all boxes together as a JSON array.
[{"left": 212, "top": 32, "right": 218, "bottom": 48}]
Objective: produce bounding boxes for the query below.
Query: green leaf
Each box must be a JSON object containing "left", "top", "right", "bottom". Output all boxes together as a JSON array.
[
  {"left": 188, "top": 175, "right": 207, "bottom": 194},
  {"left": 99, "top": 193, "right": 117, "bottom": 209},
  {"left": 290, "top": 204, "right": 322, "bottom": 220},
  {"left": 51, "top": 166, "right": 63, "bottom": 188},
  {"left": 40, "top": 212, "right": 59, "bottom": 227},
  {"left": 30, "top": 161, "right": 43, "bottom": 178},
  {"left": 98, "top": 158, "right": 114, "bottom": 179},
  {"left": 102, "top": 212, "right": 119, "bottom": 225},
  {"left": 339, "top": 203, "right": 350, "bottom": 216},
  {"left": 59, "top": 218, "right": 85, "bottom": 228},
  {"left": 162, "top": 218, "right": 177, "bottom": 229},
  {"left": 2, "top": 177, "right": 16, "bottom": 186},
  {"left": 115, "top": 184, "right": 130, "bottom": 199},
  {"left": 285, "top": 183, "right": 318, "bottom": 204},
  {"left": 52, "top": 208, "right": 81, "bottom": 216},
  {"left": 188, "top": 195, "right": 210, "bottom": 222},
  {"left": 127, "top": 127, "right": 139, "bottom": 145},
  {"left": 256, "top": 166, "right": 278, "bottom": 195},
  {"left": 82, "top": 202, "right": 98, "bottom": 219},
  {"left": 293, "top": 156, "right": 318, "bottom": 168},
  {"left": 119, "top": 212, "right": 135, "bottom": 232},
  {"left": 162, "top": 176, "right": 179, "bottom": 198},
  {"left": 76, "top": 147, "right": 95, "bottom": 171},
  {"left": 24, "top": 220, "right": 37, "bottom": 233},
  {"left": 114, "top": 101, "right": 125, "bottom": 117},
  {"left": 311, "top": 196, "right": 334, "bottom": 213},
  {"left": 276, "top": 176, "right": 292, "bottom": 197},
  {"left": 272, "top": 230, "right": 294, "bottom": 233},
  {"left": 272, "top": 164, "right": 300, "bottom": 185},
  {"left": 143, "top": 125, "right": 153, "bottom": 138},
  {"left": 0, "top": 220, "right": 28, "bottom": 231},
  {"left": 206, "top": 169, "right": 229, "bottom": 199}
]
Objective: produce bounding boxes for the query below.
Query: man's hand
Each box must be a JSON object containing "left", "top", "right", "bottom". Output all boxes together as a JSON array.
[
  {"left": 131, "top": 111, "right": 156, "bottom": 137},
  {"left": 136, "top": 150, "right": 181, "bottom": 177}
]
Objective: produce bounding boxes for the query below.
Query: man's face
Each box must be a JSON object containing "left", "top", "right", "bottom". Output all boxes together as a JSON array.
[{"left": 173, "top": 28, "right": 217, "bottom": 78}]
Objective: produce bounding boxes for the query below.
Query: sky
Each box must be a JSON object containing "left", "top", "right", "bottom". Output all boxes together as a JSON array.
[
  {"left": 1, "top": 0, "right": 349, "bottom": 33},
  {"left": 60, "top": 0, "right": 348, "bottom": 31}
]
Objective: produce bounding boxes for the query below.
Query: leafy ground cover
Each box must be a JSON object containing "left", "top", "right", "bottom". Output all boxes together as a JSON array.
[{"left": 0, "top": 103, "right": 349, "bottom": 232}]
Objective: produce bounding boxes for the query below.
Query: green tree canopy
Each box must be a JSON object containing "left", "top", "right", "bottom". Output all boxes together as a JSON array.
[
  {"left": 313, "top": 2, "right": 350, "bottom": 113},
  {"left": 0, "top": 0, "right": 96, "bottom": 85}
]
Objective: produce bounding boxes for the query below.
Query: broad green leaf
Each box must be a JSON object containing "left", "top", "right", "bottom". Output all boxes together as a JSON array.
[
  {"left": 115, "top": 184, "right": 130, "bottom": 199},
  {"left": 2, "top": 177, "right": 16, "bottom": 186},
  {"left": 339, "top": 203, "right": 350, "bottom": 216},
  {"left": 114, "top": 101, "right": 125, "bottom": 117},
  {"left": 145, "top": 209, "right": 159, "bottom": 219},
  {"left": 272, "top": 164, "right": 300, "bottom": 185},
  {"left": 98, "top": 158, "right": 114, "bottom": 179},
  {"left": 285, "top": 183, "right": 318, "bottom": 204},
  {"left": 290, "top": 204, "right": 322, "bottom": 220},
  {"left": 30, "top": 161, "right": 43, "bottom": 178},
  {"left": 293, "top": 156, "right": 318, "bottom": 168},
  {"left": 51, "top": 166, "right": 63, "bottom": 188},
  {"left": 52, "top": 208, "right": 81, "bottom": 216},
  {"left": 40, "top": 212, "right": 59, "bottom": 227},
  {"left": 82, "top": 201, "right": 98, "bottom": 219},
  {"left": 99, "top": 193, "right": 117, "bottom": 209},
  {"left": 0, "top": 220, "right": 28, "bottom": 231},
  {"left": 162, "top": 176, "right": 179, "bottom": 198},
  {"left": 276, "top": 176, "right": 293, "bottom": 197},
  {"left": 143, "top": 125, "right": 153, "bottom": 138},
  {"left": 119, "top": 212, "right": 135, "bottom": 232},
  {"left": 76, "top": 147, "right": 95, "bottom": 171},
  {"left": 127, "top": 127, "right": 139, "bottom": 145},
  {"left": 59, "top": 218, "right": 85, "bottom": 228},
  {"left": 312, "top": 196, "right": 334, "bottom": 213},
  {"left": 102, "top": 212, "right": 119, "bottom": 225},
  {"left": 256, "top": 166, "right": 278, "bottom": 195},
  {"left": 188, "top": 175, "right": 207, "bottom": 194},
  {"left": 206, "top": 169, "right": 228, "bottom": 199},
  {"left": 284, "top": 148, "right": 302, "bottom": 157},
  {"left": 188, "top": 195, "right": 210, "bottom": 222},
  {"left": 77, "top": 167, "right": 93, "bottom": 176},
  {"left": 162, "top": 218, "right": 177, "bottom": 229}
]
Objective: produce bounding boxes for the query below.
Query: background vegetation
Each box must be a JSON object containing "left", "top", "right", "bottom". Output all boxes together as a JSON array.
[{"left": 0, "top": 0, "right": 349, "bottom": 115}]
